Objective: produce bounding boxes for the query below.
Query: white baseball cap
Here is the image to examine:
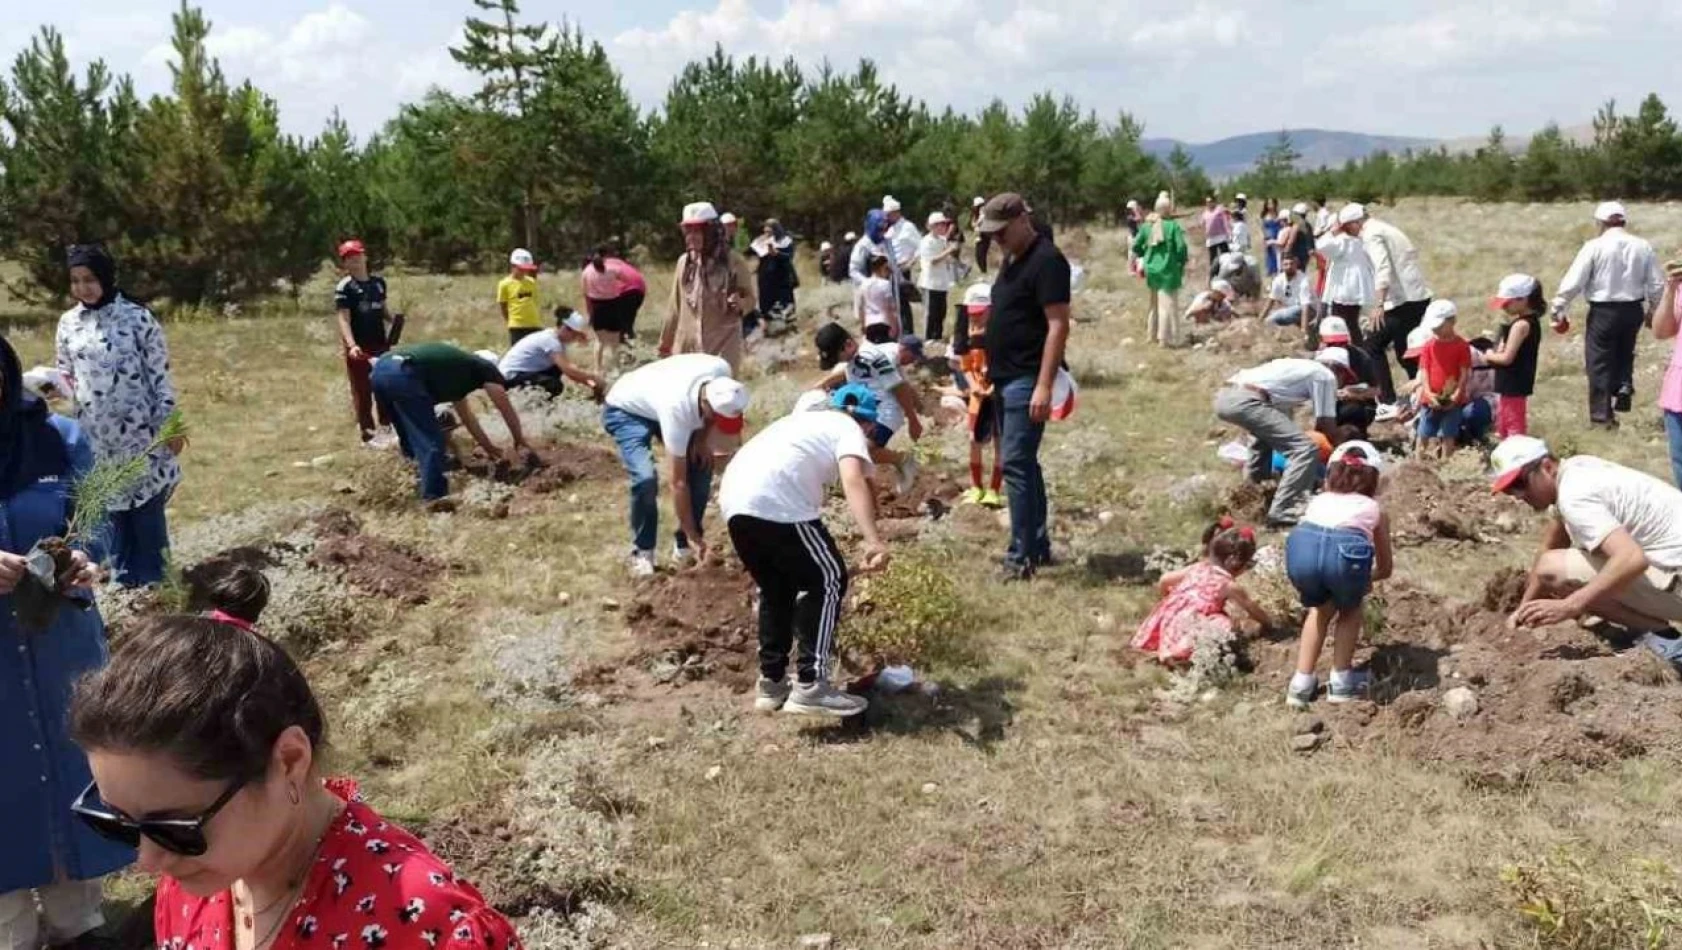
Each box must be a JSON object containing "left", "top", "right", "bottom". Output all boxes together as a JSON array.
[
  {"left": 1315, "top": 347, "right": 1351, "bottom": 371},
  {"left": 560, "top": 311, "right": 588, "bottom": 333},
  {"left": 703, "top": 377, "right": 750, "bottom": 434},
  {"left": 1337, "top": 202, "right": 1367, "bottom": 225},
  {"left": 793, "top": 389, "right": 830, "bottom": 413},
  {"left": 927, "top": 211, "right": 950, "bottom": 227},
  {"left": 963, "top": 282, "right": 992, "bottom": 312},
  {"left": 1291, "top": 202, "right": 1310, "bottom": 215},
  {"left": 882, "top": 195, "right": 902, "bottom": 213},
  {"left": 1490, "top": 273, "right": 1539, "bottom": 308},
  {"left": 1404, "top": 325, "right": 1432, "bottom": 359},
  {"left": 819, "top": 241, "right": 833, "bottom": 252},
  {"left": 1235, "top": 193, "right": 1248, "bottom": 201},
  {"left": 1210, "top": 279, "right": 1234, "bottom": 296},
  {"left": 681, "top": 202, "right": 719, "bottom": 225},
  {"left": 1329, "top": 439, "right": 1386, "bottom": 473},
  {"left": 1421, "top": 299, "right": 1459, "bottom": 332},
  {"left": 844, "top": 231, "right": 857, "bottom": 242},
  {"left": 972, "top": 196, "right": 986, "bottom": 207},
  {"left": 1318, "top": 316, "right": 1351, "bottom": 344},
  {"left": 1594, "top": 201, "right": 1627, "bottom": 223},
  {"left": 509, "top": 248, "right": 537, "bottom": 270},
  {"left": 719, "top": 212, "right": 737, "bottom": 226},
  {"left": 1490, "top": 435, "right": 1550, "bottom": 493}
]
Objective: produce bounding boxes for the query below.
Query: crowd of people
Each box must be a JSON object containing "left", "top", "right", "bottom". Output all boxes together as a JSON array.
[{"left": 7, "top": 182, "right": 1682, "bottom": 948}]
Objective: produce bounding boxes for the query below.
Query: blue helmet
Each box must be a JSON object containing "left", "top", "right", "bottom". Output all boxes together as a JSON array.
[{"left": 830, "top": 383, "right": 880, "bottom": 423}]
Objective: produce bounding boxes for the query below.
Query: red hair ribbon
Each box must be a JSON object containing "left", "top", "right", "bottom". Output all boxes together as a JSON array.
[
  {"left": 1238, "top": 526, "right": 1256, "bottom": 542},
  {"left": 1343, "top": 455, "right": 1365, "bottom": 467},
  {"left": 205, "top": 609, "right": 254, "bottom": 632},
  {"left": 1218, "top": 515, "right": 1235, "bottom": 530}
]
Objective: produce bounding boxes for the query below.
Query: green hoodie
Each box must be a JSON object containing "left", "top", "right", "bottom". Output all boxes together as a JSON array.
[{"left": 1132, "top": 218, "right": 1189, "bottom": 292}]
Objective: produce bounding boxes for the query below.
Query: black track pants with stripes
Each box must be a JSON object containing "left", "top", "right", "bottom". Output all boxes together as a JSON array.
[{"left": 728, "top": 515, "right": 849, "bottom": 684}]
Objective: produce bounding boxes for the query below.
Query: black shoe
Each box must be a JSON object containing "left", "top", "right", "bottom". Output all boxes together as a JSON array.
[
  {"left": 1614, "top": 390, "right": 1633, "bottom": 413},
  {"left": 998, "top": 560, "right": 1035, "bottom": 582}
]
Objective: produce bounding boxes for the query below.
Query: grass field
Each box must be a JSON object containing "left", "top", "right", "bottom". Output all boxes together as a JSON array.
[{"left": 6, "top": 198, "right": 1682, "bottom": 949}]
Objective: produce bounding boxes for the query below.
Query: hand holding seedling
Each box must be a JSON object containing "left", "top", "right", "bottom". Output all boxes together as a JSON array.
[{"left": 0, "top": 551, "right": 25, "bottom": 595}]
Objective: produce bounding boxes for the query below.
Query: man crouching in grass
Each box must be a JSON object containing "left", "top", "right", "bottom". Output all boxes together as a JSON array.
[{"left": 371, "top": 342, "right": 536, "bottom": 510}]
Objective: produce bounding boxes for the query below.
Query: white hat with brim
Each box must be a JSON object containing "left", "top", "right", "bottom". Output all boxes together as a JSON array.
[
  {"left": 962, "top": 282, "right": 992, "bottom": 313},
  {"left": 1421, "top": 299, "right": 1458, "bottom": 332},
  {"left": 561, "top": 312, "right": 588, "bottom": 334},
  {"left": 927, "top": 211, "right": 950, "bottom": 227},
  {"left": 882, "top": 196, "right": 902, "bottom": 213},
  {"left": 1210, "top": 279, "right": 1234, "bottom": 296},
  {"left": 509, "top": 248, "right": 537, "bottom": 270},
  {"left": 1489, "top": 273, "right": 1539, "bottom": 308},
  {"left": 1490, "top": 435, "right": 1550, "bottom": 493},
  {"left": 704, "top": 377, "right": 750, "bottom": 434},
  {"left": 1318, "top": 316, "right": 1351, "bottom": 344},
  {"left": 719, "top": 212, "right": 737, "bottom": 226},
  {"left": 1594, "top": 201, "right": 1627, "bottom": 223},
  {"left": 681, "top": 202, "right": 720, "bottom": 226},
  {"left": 1404, "top": 325, "right": 1432, "bottom": 359},
  {"left": 1337, "top": 203, "right": 1367, "bottom": 225},
  {"left": 1315, "top": 347, "right": 1351, "bottom": 371}
]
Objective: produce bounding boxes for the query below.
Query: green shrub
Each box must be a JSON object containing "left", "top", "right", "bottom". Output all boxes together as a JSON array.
[
  {"left": 843, "top": 551, "right": 976, "bottom": 669},
  {"left": 1502, "top": 851, "right": 1682, "bottom": 949}
]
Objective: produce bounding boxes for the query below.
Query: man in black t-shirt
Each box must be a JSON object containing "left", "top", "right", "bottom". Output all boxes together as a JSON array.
[
  {"left": 334, "top": 239, "right": 396, "bottom": 442},
  {"left": 978, "top": 192, "right": 1072, "bottom": 580}
]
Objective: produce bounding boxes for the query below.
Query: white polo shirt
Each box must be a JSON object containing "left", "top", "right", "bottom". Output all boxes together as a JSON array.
[{"left": 720, "top": 411, "right": 875, "bottom": 524}]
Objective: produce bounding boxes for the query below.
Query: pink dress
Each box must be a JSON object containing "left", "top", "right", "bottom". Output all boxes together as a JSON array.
[
  {"left": 1131, "top": 561, "right": 1234, "bottom": 662},
  {"left": 1661, "top": 294, "right": 1682, "bottom": 415}
]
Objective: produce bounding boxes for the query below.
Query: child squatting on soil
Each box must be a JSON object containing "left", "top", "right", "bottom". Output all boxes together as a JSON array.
[
  {"left": 1132, "top": 518, "right": 1270, "bottom": 664},
  {"left": 1415, "top": 300, "right": 1474, "bottom": 460},
  {"left": 1284, "top": 441, "right": 1395, "bottom": 708},
  {"left": 937, "top": 282, "right": 1004, "bottom": 507}
]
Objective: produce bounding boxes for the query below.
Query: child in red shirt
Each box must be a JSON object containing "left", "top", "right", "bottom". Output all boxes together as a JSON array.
[{"left": 1416, "top": 300, "right": 1472, "bottom": 459}]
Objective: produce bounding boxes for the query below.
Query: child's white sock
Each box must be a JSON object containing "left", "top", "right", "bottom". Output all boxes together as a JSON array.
[{"left": 1290, "top": 671, "right": 1318, "bottom": 692}]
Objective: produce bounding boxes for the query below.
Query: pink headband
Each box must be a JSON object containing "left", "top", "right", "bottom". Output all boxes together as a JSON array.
[{"left": 206, "top": 609, "right": 254, "bottom": 632}]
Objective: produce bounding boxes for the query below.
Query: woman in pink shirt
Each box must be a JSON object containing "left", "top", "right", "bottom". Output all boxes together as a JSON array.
[
  {"left": 1200, "top": 196, "right": 1232, "bottom": 282},
  {"left": 581, "top": 244, "right": 647, "bottom": 375},
  {"left": 1651, "top": 257, "right": 1682, "bottom": 485}
]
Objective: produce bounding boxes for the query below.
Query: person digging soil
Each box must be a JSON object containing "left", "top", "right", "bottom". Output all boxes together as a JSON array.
[{"left": 720, "top": 383, "right": 892, "bottom": 717}]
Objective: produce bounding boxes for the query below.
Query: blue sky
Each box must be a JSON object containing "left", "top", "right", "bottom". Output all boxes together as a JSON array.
[{"left": 6, "top": 0, "right": 1681, "bottom": 143}]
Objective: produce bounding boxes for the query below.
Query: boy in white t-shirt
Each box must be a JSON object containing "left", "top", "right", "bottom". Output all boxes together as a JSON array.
[
  {"left": 721, "top": 383, "right": 891, "bottom": 718},
  {"left": 854, "top": 252, "right": 900, "bottom": 343},
  {"left": 1262, "top": 255, "right": 1315, "bottom": 331},
  {"left": 496, "top": 307, "right": 603, "bottom": 397},
  {"left": 1495, "top": 436, "right": 1682, "bottom": 666}
]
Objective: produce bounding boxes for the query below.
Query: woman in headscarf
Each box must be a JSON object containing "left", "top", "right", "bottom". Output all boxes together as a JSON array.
[
  {"left": 658, "top": 202, "right": 756, "bottom": 373},
  {"left": 581, "top": 243, "right": 648, "bottom": 376},
  {"left": 751, "top": 218, "right": 798, "bottom": 326},
  {"left": 1132, "top": 192, "right": 1190, "bottom": 348},
  {"left": 1, "top": 333, "right": 132, "bottom": 950},
  {"left": 56, "top": 245, "right": 181, "bottom": 587}
]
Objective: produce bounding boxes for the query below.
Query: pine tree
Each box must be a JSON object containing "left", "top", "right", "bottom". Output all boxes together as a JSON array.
[{"left": 1251, "top": 131, "right": 1300, "bottom": 199}]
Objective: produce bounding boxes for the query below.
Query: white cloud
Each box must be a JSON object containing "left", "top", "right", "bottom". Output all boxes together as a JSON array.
[{"left": 1311, "top": 2, "right": 1607, "bottom": 78}]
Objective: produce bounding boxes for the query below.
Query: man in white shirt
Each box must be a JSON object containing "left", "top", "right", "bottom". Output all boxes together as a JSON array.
[
  {"left": 1495, "top": 437, "right": 1682, "bottom": 662},
  {"left": 917, "top": 212, "right": 960, "bottom": 340},
  {"left": 602, "top": 353, "right": 750, "bottom": 575},
  {"left": 1214, "top": 350, "right": 1353, "bottom": 526},
  {"left": 1317, "top": 203, "right": 1376, "bottom": 348},
  {"left": 721, "top": 382, "right": 891, "bottom": 718},
  {"left": 882, "top": 196, "right": 922, "bottom": 331},
  {"left": 496, "top": 308, "right": 601, "bottom": 397},
  {"left": 1551, "top": 201, "right": 1664, "bottom": 426},
  {"left": 1262, "top": 254, "right": 1315, "bottom": 332},
  {"left": 1361, "top": 214, "right": 1433, "bottom": 404}
]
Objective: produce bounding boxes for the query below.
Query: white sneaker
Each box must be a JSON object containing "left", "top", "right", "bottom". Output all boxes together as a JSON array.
[
  {"left": 895, "top": 456, "right": 920, "bottom": 496},
  {"left": 629, "top": 551, "right": 656, "bottom": 577},
  {"left": 784, "top": 680, "right": 868, "bottom": 718},
  {"left": 754, "top": 677, "right": 791, "bottom": 712},
  {"left": 672, "top": 544, "right": 696, "bottom": 568}
]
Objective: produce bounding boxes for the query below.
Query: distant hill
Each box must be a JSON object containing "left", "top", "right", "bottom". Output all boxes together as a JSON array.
[{"left": 1143, "top": 129, "right": 1439, "bottom": 179}]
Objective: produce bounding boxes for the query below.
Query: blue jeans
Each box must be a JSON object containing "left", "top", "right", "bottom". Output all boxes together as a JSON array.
[
  {"left": 1666, "top": 411, "right": 1682, "bottom": 487},
  {"left": 1417, "top": 404, "right": 1464, "bottom": 439},
  {"left": 602, "top": 406, "right": 713, "bottom": 553},
  {"left": 1285, "top": 523, "right": 1374, "bottom": 610},
  {"left": 1460, "top": 398, "right": 1493, "bottom": 443},
  {"left": 102, "top": 487, "right": 172, "bottom": 587},
  {"left": 999, "top": 375, "right": 1050, "bottom": 568},
  {"left": 372, "top": 356, "right": 449, "bottom": 500},
  {"left": 1266, "top": 304, "right": 1304, "bottom": 327}
]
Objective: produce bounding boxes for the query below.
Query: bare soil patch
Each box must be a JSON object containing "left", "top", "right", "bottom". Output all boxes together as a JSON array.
[
  {"left": 457, "top": 442, "right": 623, "bottom": 515},
  {"left": 307, "top": 509, "right": 447, "bottom": 604},
  {"left": 593, "top": 563, "right": 762, "bottom": 691},
  {"left": 878, "top": 467, "right": 964, "bottom": 520},
  {"left": 1384, "top": 461, "right": 1527, "bottom": 547}
]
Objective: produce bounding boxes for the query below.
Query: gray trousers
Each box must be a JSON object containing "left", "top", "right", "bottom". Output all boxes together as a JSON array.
[{"left": 1214, "top": 386, "right": 1319, "bottom": 524}]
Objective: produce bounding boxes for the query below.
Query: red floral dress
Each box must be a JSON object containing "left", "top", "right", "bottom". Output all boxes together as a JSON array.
[
  {"left": 1131, "top": 561, "right": 1234, "bottom": 663},
  {"left": 154, "top": 780, "right": 521, "bottom": 950}
]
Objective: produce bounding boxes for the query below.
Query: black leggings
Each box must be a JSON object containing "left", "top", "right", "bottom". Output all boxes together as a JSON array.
[
  {"left": 728, "top": 515, "right": 848, "bottom": 684},
  {"left": 924, "top": 289, "right": 948, "bottom": 340}
]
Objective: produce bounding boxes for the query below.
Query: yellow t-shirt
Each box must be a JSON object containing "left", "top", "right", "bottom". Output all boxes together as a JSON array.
[{"left": 497, "top": 275, "right": 541, "bottom": 329}]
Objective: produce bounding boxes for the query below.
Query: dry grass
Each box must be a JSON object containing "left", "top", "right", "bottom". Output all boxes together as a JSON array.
[{"left": 6, "top": 199, "right": 1682, "bottom": 948}]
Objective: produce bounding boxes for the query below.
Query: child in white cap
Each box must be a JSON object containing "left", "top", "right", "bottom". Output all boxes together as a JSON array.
[
  {"left": 1483, "top": 273, "right": 1545, "bottom": 438},
  {"left": 1415, "top": 300, "right": 1472, "bottom": 459}
]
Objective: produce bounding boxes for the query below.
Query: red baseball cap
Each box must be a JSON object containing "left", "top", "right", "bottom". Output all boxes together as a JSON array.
[{"left": 337, "top": 239, "right": 366, "bottom": 260}]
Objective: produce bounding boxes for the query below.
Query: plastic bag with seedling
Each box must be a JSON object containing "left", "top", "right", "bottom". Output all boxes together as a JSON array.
[{"left": 14, "top": 411, "right": 188, "bottom": 631}]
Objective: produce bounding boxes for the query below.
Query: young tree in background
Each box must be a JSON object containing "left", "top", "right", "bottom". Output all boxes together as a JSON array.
[{"left": 450, "top": 0, "right": 551, "bottom": 249}]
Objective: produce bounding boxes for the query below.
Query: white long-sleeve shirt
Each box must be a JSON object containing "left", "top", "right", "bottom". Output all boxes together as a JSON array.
[
  {"left": 1552, "top": 227, "right": 1663, "bottom": 314},
  {"left": 1361, "top": 218, "right": 1431, "bottom": 310},
  {"left": 1316, "top": 232, "right": 1375, "bottom": 307},
  {"left": 885, "top": 218, "right": 922, "bottom": 272}
]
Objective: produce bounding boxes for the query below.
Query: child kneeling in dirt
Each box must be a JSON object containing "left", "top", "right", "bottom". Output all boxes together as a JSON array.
[
  {"left": 720, "top": 383, "right": 891, "bottom": 718},
  {"left": 811, "top": 322, "right": 924, "bottom": 495},
  {"left": 1132, "top": 518, "right": 1271, "bottom": 664},
  {"left": 1283, "top": 441, "right": 1394, "bottom": 707}
]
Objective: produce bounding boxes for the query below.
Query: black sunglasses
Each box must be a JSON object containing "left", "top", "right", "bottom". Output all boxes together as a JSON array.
[{"left": 72, "top": 779, "right": 245, "bottom": 856}]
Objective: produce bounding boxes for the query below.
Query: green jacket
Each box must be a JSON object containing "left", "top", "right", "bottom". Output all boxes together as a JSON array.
[{"left": 1133, "top": 219, "right": 1189, "bottom": 292}]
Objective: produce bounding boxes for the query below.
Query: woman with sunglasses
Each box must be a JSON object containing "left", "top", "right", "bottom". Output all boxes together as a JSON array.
[
  {"left": 1, "top": 334, "right": 128, "bottom": 950},
  {"left": 69, "top": 615, "right": 522, "bottom": 950}
]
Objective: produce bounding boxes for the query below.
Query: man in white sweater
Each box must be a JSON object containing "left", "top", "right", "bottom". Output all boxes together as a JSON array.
[
  {"left": 1551, "top": 201, "right": 1664, "bottom": 427},
  {"left": 1360, "top": 214, "right": 1433, "bottom": 405}
]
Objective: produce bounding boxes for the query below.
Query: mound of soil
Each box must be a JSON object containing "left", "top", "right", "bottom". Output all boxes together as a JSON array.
[
  {"left": 1384, "top": 461, "right": 1527, "bottom": 546},
  {"left": 307, "top": 509, "right": 446, "bottom": 605},
  {"left": 614, "top": 563, "right": 761, "bottom": 690},
  {"left": 878, "top": 468, "right": 964, "bottom": 520},
  {"left": 1254, "top": 580, "right": 1682, "bottom": 779},
  {"left": 1482, "top": 566, "right": 1529, "bottom": 614},
  {"left": 1221, "top": 480, "right": 1275, "bottom": 523},
  {"left": 458, "top": 442, "right": 623, "bottom": 507}
]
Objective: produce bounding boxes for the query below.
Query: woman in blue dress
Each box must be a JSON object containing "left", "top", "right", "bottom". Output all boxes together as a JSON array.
[
  {"left": 0, "top": 334, "right": 132, "bottom": 949},
  {"left": 1261, "top": 198, "right": 1283, "bottom": 277}
]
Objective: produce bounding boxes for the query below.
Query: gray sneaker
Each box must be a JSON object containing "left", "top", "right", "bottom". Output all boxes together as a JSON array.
[
  {"left": 753, "top": 677, "right": 791, "bottom": 713},
  {"left": 1285, "top": 676, "right": 1319, "bottom": 710},
  {"left": 784, "top": 680, "right": 868, "bottom": 718},
  {"left": 1327, "top": 671, "right": 1370, "bottom": 704}
]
